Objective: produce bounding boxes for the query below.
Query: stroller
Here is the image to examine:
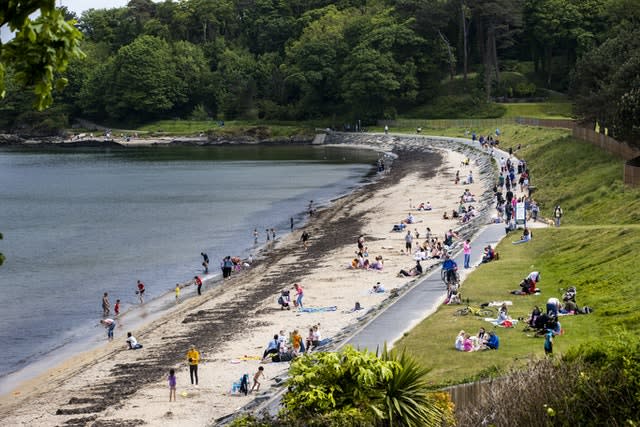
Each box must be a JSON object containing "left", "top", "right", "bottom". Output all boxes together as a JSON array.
[{"left": 278, "top": 290, "right": 291, "bottom": 310}]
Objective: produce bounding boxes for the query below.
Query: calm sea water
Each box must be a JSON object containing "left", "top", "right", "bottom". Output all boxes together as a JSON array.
[{"left": 0, "top": 145, "right": 378, "bottom": 385}]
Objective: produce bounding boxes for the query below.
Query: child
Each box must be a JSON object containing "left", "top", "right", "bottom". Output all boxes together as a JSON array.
[
  {"left": 544, "top": 330, "right": 554, "bottom": 355},
  {"left": 114, "top": 299, "right": 121, "bottom": 316},
  {"left": 168, "top": 369, "right": 177, "bottom": 401},
  {"left": 250, "top": 366, "right": 265, "bottom": 393},
  {"left": 175, "top": 284, "right": 180, "bottom": 303}
]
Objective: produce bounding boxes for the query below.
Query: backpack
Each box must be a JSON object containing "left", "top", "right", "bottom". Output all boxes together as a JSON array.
[{"left": 239, "top": 374, "right": 249, "bottom": 395}]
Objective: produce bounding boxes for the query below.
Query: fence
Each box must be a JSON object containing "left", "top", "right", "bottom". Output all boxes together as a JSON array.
[{"left": 378, "top": 117, "right": 575, "bottom": 130}]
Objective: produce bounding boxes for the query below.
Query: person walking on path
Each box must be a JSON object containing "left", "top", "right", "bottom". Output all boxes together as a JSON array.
[
  {"left": 102, "top": 292, "right": 110, "bottom": 317},
  {"left": 100, "top": 318, "right": 116, "bottom": 341},
  {"left": 293, "top": 283, "right": 304, "bottom": 309},
  {"left": 186, "top": 345, "right": 200, "bottom": 385},
  {"left": 168, "top": 369, "right": 177, "bottom": 402},
  {"left": 554, "top": 205, "right": 563, "bottom": 227},
  {"left": 136, "top": 280, "right": 145, "bottom": 304},
  {"left": 463, "top": 239, "right": 471, "bottom": 269},
  {"left": 194, "top": 275, "right": 203, "bottom": 295},
  {"left": 404, "top": 230, "right": 413, "bottom": 255}
]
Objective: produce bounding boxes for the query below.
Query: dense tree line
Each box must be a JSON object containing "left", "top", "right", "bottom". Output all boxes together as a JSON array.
[{"left": 0, "top": 0, "right": 638, "bottom": 142}]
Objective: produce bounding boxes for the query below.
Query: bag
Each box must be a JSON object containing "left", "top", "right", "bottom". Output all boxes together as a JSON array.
[{"left": 581, "top": 306, "right": 593, "bottom": 314}]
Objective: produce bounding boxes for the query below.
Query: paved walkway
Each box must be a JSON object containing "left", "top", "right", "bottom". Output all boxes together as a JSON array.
[{"left": 341, "top": 222, "right": 507, "bottom": 352}]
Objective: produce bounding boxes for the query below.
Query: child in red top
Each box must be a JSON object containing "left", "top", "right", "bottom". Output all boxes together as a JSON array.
[{"left": 114, "top": 299, "right": 121, "bottom": 316}]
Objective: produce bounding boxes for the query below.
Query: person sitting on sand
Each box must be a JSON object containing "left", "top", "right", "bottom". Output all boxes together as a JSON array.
[
  {"left": 372, "top": 282, "right": 385, "bottom": 293},
  {"left": 126, "top": 332, "right": 143, "bottom": 350},
  {"left": 417, "top": 202, "right": 426, "bottom": 211},
  {"left": 404, "top": 213, "right": 416, "bottom": 224},
  {"left": 370, "top": 256, "right": 384, "bottom": 270},
  {"left": 443, "top": 211, "right": 450, "bottom": 220},
  {"left": 263, "top": 334, "right": 281, "bottom": 360},
  {"left": 398, "top": 260, "right": 422, "bottom": 277}
]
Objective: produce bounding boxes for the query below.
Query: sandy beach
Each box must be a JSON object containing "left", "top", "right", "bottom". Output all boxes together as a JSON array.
[{"left": 0, "top": 133, "right": 495, "bottom": 426}]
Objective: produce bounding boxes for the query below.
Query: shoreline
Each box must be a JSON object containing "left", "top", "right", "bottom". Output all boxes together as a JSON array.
[{"left": 0, "top": 133, "right": 494, "bottom": 426}]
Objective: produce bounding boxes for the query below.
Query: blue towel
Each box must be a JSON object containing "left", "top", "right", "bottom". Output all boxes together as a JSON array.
[{"left": 299, "top": 306, "right": 337, "bottom": 313}]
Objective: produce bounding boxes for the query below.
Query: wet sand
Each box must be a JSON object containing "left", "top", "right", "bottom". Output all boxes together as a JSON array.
[{"left": 0, "top": 133, "right": 495, "bottom": 426}]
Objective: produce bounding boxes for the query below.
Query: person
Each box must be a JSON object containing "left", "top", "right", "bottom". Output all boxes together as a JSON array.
[
  {"left": 481, "top": 245, "right": 495, "bottom": 263},
  {"left": 102, "top": 292, "right": 110, "bottom": 317},
  {"left": 194, "top": 275, "right": 203, "bottom": 296},
  {"left": 442, "top": 255, "right": 458, "bottom": 284},
  {"left": 463, "top": 334, "right": 474, "bottom": 352},
  {"left": 293, "top": 283, "right": 304, "bottom": 309},
  {"left": 100, "top": 318, "right": 116, "bottom": 341},
  {"left": 310, "top": 325, "right": 321, "bottom": 350},
  {"left": 222, "top": 256, "right": 234, "bottom": 279},
  {"left": 291, "top": 329, "right": 305, "bottom": 354},
  {"left": 202, "top": 259, "right": 209, "bottom": 274},
  {"left": 301, "top": 230, "right": 310, "bottom": 249},
  {"left": 554, "top": 205, "right": 563, "bottom": 227},
  {"left": 186, "top": 345, "right": 200, "bottom": 385},
  {"left": 201, "top": 252, "right": 209, "bottom": 265},
  {"left": 405, "top": 230, "right": 413, "bottom": 254},
  {"left": 463, "top": 239, "right": 471, "bottom": 269},
  {"left": 290, "top": 217, "right": 294, "bottom": 231},
  {"left": 263, "top": 334, "right": 280, "bottom": 359},
  {"left": 271, "top": 228, "right": 276, "bottom": 240},
  {"left": 486, "top": 331, "right": 499, "bottom": 350},
  {"left": 512, "top": 227, "right": 532, "bottom": 244},
  {"left": 398, "top": 260, "right": 422, "bottom": 277},
  {"left": 546, "top": 297, "right": 560, "bottom": 317},
  {"left": 384, "top": 124, "right": 389, "bottom": 134},
  {"left": 455, "top": 330, "right": 465, "bottom": 351},
  {"left": 372, "top": 282, "right": 385, "bottom": 293},
  {"left": 253, "top": 228, "right": 259, "bottom": 244},
  {"left": 250, "top": 366, "right": 265, "bottom": 393},
  {"left": 175, "top": 284, "right": 180, "bottom": 303},
  {"left": 544, "top": 329, "right": 553, "bottom": 355},
  {"left": 126, "top": 332, "right": 143, "bottom": 349},
  {"left": 527, "top": 271, "right": 541, "bottom": 286},
  {"left": 114, "top": 299, "right": 121, "bottom": 316},
  {"left": 136, "top": 280, "right": 145, "bottom": 304},
  {"left": 168, "top": 369, "right": 177, "bottom": 402}
]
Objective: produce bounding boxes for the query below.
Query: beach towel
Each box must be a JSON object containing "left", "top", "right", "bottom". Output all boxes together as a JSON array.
[{"left": 299, "top": 306, "right": 337, "bottom": 313}]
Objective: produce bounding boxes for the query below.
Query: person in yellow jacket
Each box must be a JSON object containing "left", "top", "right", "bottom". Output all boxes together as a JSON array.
[{"left": 186, "top": 345, "right": 200, "bottom": 385}]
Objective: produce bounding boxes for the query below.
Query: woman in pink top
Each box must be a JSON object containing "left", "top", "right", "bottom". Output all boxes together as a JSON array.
[
  {"left": 463, "top": 239, "right": 471, "bottom": 269},
  {"left": 293, "top": 283, "right": 304, "bottom": 309}
]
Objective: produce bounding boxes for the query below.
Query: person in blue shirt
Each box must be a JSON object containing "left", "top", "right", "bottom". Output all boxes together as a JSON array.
[
  {"left": 442, "top": 255, "right": 458, "bottom": 284},
  {"left": 486, "top": 331, "right": 499, "bottom": 350}
]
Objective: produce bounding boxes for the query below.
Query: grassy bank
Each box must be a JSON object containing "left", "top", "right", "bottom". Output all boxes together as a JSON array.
[
  {"left": 136, "top": 120, "right": 317, "bottom": 138},
  {"left": 393, "top": 124, "right": 640, "bottom": 386}
]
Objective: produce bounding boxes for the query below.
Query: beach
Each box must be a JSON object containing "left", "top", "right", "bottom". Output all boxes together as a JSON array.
[{"left": 0, "top": 134, "right": 494, "bottom": 426}]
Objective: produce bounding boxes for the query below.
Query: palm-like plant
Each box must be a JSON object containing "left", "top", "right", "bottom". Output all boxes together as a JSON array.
[{"left": 373, "top": 346, "right": 449, "bottom": 427}]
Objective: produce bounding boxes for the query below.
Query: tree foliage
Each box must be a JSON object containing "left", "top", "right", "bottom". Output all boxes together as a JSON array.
[{"left": 0, "top": 0, "right": 84, "bottom": 109}]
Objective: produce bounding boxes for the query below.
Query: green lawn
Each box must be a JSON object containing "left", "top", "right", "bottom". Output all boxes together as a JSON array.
[
  {"left": 136, "top": 119, "right": 317, "bottom": 138},
  {"left": 392, "top": 123, "right": 640, "bottom": 387}
]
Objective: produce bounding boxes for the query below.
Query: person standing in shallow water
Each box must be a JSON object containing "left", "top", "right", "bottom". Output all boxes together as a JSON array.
[
  {"left": 102, "top": 292, "right": 110, "bottom": 317},
  {"left": 194, "top": 275, "right": 202, "bottom": 295},
  {"left": 290, "top": 217, "right": 294, "bottom": 231}
]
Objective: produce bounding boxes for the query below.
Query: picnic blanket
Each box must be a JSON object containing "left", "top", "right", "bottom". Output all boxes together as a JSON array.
[
  {"left": 299, "top": 306, "right": 337, "bottom": 313},
  {"left": 487, "top": 301, "right": 513, "bottom": 307}
]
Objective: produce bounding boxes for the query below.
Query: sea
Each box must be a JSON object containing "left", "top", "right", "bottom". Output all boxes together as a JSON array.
[{"left": 0, "top": 144, "right": 380, "bottom": 392}]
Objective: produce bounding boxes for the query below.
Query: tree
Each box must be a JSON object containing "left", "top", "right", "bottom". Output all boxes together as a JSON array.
[{"left": 0, "top": 0, "right": 84, "bottom": 109}]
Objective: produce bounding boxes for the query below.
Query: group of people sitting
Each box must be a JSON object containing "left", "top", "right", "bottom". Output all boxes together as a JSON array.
[
  {"left": 349, "top": 235, "right": 384, "bottom": 270},
  {"left": 416, "top": 202, "right": 432, "bottom": 211},
  {"left": 455, "top": 328, "right": 500, "bottom": 352},
  {"left": 262, "top": 325, "right": 323, "bottom": 362},
  {"left": 412, "top": 238, "right": 447, "bottom": 261}
]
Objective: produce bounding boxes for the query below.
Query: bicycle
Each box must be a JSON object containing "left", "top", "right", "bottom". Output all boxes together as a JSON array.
[
  {"left": 454, "top": 303, "right": 495, "bottom": 317},
  {"left": 441, "top": 268, "right": 460, "bottom": 286}
]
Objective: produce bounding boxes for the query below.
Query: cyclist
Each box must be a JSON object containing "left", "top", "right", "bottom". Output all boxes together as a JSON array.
[{"left": 442, "top": 254, "right": 458, "bottom": 284}]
